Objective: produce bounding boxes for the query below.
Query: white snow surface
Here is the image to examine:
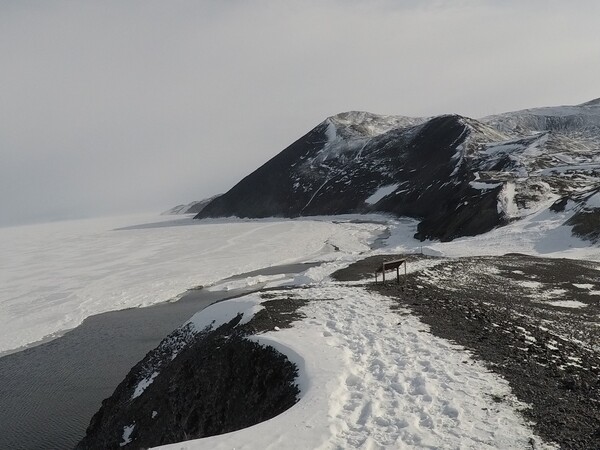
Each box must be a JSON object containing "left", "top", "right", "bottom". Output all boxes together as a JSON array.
[
  {"left": 547, "top": 300, "right": 588, "bottom": 309},
  {"left": 387, "top": 203, "right": 600, "bottom": 262},
  {"left": 482, "top": 100, "right": 600, "bottom": 136},
  {"left": 3, "top": 207, "right": 591, "bottom": 357},
  {"left": 187, "top": 294, "right": 265, "bottom": 332},
  {"left": 469, "top": 180, "right": 502, "bottom": 190},
  {"left": 0, "top": 214, "right": 384, "bottom": 355},
  {"left": 586, "top": 191, "right": 600, "bottom": 208},
  {"left": 573, "top": 283, "right": 594, "bottom": 289},
  {"left": 149, "top": 208, "right": 600, "bottom": 449},
  {"left": 497, "top": 182, "right": 519, "bottom": 218},
  {"left": 155, "top": 286, "right": 555, "bottom": 450},
  {"left": 132, "top": 372, "right": 159, "bottom": 400},
  {"left": 120, "top": 424, "right": 135, "bottom": 447},
  {"left": 365, "top": 184, "right": 400, "bottom": 205}
]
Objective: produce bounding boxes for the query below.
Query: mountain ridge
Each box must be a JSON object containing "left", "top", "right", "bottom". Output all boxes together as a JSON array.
[{"left": 195, "top": 99, "right": 600, "bottom": 242}]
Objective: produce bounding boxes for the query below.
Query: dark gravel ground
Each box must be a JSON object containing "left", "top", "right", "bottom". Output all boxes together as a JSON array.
[{"left": 333, "top": 253, "right": 600, "bottom": 450}]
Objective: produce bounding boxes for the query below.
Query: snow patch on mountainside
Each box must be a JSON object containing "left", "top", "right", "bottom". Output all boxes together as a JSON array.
[
  {"left": 585, "top": 191, "right": 600, "bottom": 208},
  {"left": 365, "top": 184, "right": 400, "bottom": 205},
  {"left": 313, "top": 111, "right": 425, "bottom": 164},
  {"left": 120, "top": 424, "right": 135, "bottom": 447},
  {"left": 497, "top": 182, "right": 519, "bottom": 218},
  {"left": 132, "top": 372, "right": 159, "bottom": 400},
  {"left": 410, "top": 205, "right": 596, "bottom": 261}
]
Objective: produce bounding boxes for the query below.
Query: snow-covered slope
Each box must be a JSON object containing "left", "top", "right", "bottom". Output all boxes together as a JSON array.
[
  {"left": 197, "top": 98, "right": 600, "bottom": 243},
  {"left": 482, "top": 98, "right": 600, "bottom": 138},
  {"left": 478, "top": 99, "right": 600, "bottom": 240},
  {"left": 72, "top": 207, "right": 600, "bottom": 449}
]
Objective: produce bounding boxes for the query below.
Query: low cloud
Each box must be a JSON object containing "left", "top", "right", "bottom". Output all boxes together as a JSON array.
[{"left": 1, "top": 1, "right": 598, "bottom": 225}]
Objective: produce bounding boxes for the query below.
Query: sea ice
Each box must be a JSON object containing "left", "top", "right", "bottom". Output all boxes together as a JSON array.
[{"left": 0, "top": 214, "right": 384, "bottom": 354}]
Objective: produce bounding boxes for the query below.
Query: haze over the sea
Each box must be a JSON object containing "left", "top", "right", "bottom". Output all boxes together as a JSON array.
[{"left": 1, "top": 0, "right": 599, "bottom": 226}]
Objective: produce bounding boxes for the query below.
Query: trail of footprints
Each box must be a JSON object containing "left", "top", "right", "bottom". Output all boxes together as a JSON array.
[
  {"left": 322, "top": 299, "right": 460, "bottom": 448},
  {"left": 301, "top": 286, "right": 544, "bottom": 450}
]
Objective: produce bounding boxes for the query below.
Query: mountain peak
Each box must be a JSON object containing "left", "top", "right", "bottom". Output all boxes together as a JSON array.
[{"left": 326, "top": 111, "right": 426, "bottom": 137}]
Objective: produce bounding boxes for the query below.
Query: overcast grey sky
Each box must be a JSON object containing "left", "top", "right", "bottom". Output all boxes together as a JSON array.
[{"left": 1, "top": 0, "right": 599, "bottom": 226}]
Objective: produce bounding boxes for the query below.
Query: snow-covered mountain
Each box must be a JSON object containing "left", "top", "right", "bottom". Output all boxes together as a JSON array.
[
  {"left": 161, "top": 202, "right": 199, "bottom": 215},
  {"left": 196, "top": 100, "right": 600, "bottom": 242},
  {"left": 481, "top": 99, "right": 600, "bottom": 242},
  {"left": 161, "top": 195, "right": 221, "bottom": 215}
]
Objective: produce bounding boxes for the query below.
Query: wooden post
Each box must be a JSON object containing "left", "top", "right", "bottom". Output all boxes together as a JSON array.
[{"left": 396, "top": 266, "right": 399, "bottom": 284}]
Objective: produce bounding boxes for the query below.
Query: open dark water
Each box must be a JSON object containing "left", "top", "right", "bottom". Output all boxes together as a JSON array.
[{"left": 0, "top": 262, "right": 317, "bottom": 450}]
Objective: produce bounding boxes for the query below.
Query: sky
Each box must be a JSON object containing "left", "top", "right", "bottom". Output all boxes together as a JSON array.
[{"left": 1, "top": 0, "right": 599, "bottom": 226}]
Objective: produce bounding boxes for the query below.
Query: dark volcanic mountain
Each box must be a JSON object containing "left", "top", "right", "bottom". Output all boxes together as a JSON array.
[{"left": 196, "top": 100, "right": 600, "bottom": 242}]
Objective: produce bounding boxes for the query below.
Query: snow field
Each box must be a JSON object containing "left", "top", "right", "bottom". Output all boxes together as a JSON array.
[
  {"left": 0, "top": 214, "right": 384, "bottom": 354},
  {"left": 386, "top": 203, "right": 598, "bottom": 261},
  {"left": 156, "top": 285, "right": 555, "bottom": 449}
]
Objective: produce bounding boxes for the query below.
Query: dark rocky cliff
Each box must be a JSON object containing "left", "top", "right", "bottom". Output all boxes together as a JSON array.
[
  {"left": 76, "top": 296, "right": 306, "bottom": 450},
  {"left": 76, "top": 315, "right": 299, "bottom": 450}
]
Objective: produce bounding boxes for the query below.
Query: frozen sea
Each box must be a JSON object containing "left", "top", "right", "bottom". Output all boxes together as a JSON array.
[{"left": 0, "top": 213, "right": 384, "bottom": 355}]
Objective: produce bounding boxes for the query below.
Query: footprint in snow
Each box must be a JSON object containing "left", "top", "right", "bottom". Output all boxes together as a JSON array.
[
  {"left": 419, "top": 411, "right": 434, "bottom": 429},
  {"left": 442, "top": 403, "right": 460, "bottom": 419},
  {"left": 409, "top": 375, "right": 429, "bottom": 396},
  {"left": 357, "top": 401, "right": 373, "bottom": 426},
  {"left": 345, "top": 374, "right": 362, "bottom": 387}
]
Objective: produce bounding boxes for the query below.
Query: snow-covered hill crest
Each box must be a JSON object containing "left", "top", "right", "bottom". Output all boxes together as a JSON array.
[{"left": 482, "top": 98, "right": 600, "bottom": 137}]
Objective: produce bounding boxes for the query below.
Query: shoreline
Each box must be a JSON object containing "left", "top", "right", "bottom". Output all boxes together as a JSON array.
[
  {"left": 0, "top": 261, "right": 320, "bottom": 450},
  {"left": 1, "top": 214, "right": 383, "bottom": 362},
  {"left": 0, "top": 262, "right": 322, "bottom": 360}
]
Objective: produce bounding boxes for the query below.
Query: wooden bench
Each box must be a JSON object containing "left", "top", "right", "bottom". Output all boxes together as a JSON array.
[{"left": 375, "top": 258, "right": 406, "bottom": 285}]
